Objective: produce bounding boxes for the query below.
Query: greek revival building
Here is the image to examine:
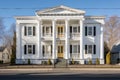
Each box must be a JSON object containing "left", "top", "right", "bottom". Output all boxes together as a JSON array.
[{"left": 15, "top": 5, "right": 105, "bottom": 64}]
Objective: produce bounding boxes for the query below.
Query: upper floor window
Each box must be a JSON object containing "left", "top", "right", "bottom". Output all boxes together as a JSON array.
[
  {"left": 43, "top": 26, "right": 52, "bottom": 36},
  {"left": 24, "top": 26, "right": 36, "bottom": 36},
  {"left": 70, "top": 26, "right": 80, "bottom": 34},
  {"left": 85, "top": 26, "right": 96, "bottom": 36}
]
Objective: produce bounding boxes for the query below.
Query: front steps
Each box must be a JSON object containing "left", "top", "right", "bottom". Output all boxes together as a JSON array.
[{"left": 55, "top": 59, "right": 68, "bottom": 68}]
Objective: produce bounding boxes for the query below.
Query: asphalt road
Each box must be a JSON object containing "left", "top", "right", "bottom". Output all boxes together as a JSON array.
[
  {"left": 0, "top": 73, "right": 120, "bottom": 80},
  {"left": 0, "top": 69, "right": 120, "bottom": 80}
]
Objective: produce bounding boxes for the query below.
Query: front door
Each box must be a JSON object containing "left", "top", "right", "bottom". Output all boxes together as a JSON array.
[
  {"left": 58, "top": 45, "right": 63, "bottom": 58},
  {"left": 58, "top": 26, "right": 64, "bottom": 38}
]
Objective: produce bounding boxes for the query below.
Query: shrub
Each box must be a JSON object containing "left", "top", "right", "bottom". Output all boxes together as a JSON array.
[
  {"left": 96, "top": 58, "right": 100, "bottom": 65},
  {"left": 0, "top": 60, "right": 3, "bottom": 64},
  {"left": 72, "top": 58, "right": 75, "bottom": 64},
  {"left": 88, "top": 59, "right": 92, "bottom": 65},
  {"left": 28, "top": 59, "right": 30, "bottom": 65},
  {"left": 47, "top": 59, "right": 52, "bottom": 65},
  {"left": 106, "top": 52, "right": 111, "bottom": 64}
]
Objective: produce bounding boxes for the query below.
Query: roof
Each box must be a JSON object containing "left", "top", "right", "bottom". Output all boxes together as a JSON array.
[
  {"left": 0, "top": 47, "right": 5, "bottom": 52},
  {"left": 36, "top": 5, "right": 85, "bottom": 15}
]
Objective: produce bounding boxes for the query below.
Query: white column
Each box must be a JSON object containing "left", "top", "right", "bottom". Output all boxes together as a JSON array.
[
  {"left": 80, "top": 19, "right": 84, "bottom": 64},
  {"left": 38, "top": 20, "right": 42, "bottom": 60},
  {"left": 100, "top": 25, "right": 104, "bottom": 64},
  {"left": 16, "top": 23, "right": 22, "bottom": 64},
  {"left": 65, "top": 19, "right": 69, "bottom": 59},
  {"left": 16, "top": 23, "right": 21, "bottom": 59},
  {"left": 52, "top": 20, "right": 56, "bottom": 59}
]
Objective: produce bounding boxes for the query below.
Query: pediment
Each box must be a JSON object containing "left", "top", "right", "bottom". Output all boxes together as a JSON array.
[{"left": 36, "top": 5, "right": 85, "bottom": 14}]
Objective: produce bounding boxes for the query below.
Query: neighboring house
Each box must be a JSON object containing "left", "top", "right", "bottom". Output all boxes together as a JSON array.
[
  {"left": 0, "top": 47, "right": 11, "bottom": 63},
  {"left": 15, "top": 5, "right": 105, "bottom": 64},
  {"left": 111, "top": 41, "right": 120, "bottom": 64}
]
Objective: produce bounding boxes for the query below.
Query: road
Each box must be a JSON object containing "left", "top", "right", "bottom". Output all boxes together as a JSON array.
[{"left": 0, "top": 69, "right": 120, "bottom": 80}]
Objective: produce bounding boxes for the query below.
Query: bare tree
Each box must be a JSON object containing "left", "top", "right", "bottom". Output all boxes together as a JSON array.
[
  {"left": 0, "top": 17, "right": 6, "bottom": 46},
  {"left": 104, "top": 16, "right": 120, "bottom": 50}
]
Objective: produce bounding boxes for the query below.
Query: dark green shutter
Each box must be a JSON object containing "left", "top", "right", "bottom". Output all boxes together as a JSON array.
[
  {"left": 33, "top": 26, "right": 36, "bottom": 36},
  {"left": 24, "top": 45, "right": 27, "bottom": 54},
  {"left": 24, "top": 26, "right": 27, "bottom": 36},
  {"left": 94, "top": 26, "right": 96, "bottom": 36},
  {"left": 78, "top": 26, "right": 80, "bottom": 33},
  {"left": 85, "top": 45, "right": 87, "bottom": 54},
  {"left": 94, "top": 45, "right": 96, "bottom": 54},
  {"left": 33, "top": 45, "right": 35, "bottom": 54},
  {"left": 85, "top": 26, "right": 87, "bottom": 36}
]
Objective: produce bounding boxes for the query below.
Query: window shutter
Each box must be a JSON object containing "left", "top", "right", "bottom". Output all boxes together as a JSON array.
[
  {"left": 85, "top": 26, "right": 87, "bottom": 36},
  {"left": 42, "top": 45, "right": 44, "bottom": 57},
  {"left": 78, "top": 26, "right": 80, "bottom": 33},
  {"left": 78, "top": 45, "right": 80, "bottom": 53},
  {"left": 94, "top": 26, "right": 96, "bottom": 36},
  {"left": 33, "top": 26, "right": 36, "bottom": 36},
  {"left": 70, "top": 26, "right": 72, "bottom": 33},
  {"left": 85, "top": 45, "right": 87, "bottom": 54},
  {"left": 24, "top": 45, "right": 27, "bottom": 54},
  {"left": 51, "top": 45, "right": 52, "bottom": 56},
  {"left": 70, "top": 45, "right": 72, "bottom": 53},
  {"left": 51, "top": 26, "right": 52, "bottom": 34},
  {"left": 43, "top": 26, "right": 44, "bottom": 36},
  {"left": 24, "top": 26, "right": 27, "bottom": 36},
  {"left": 93, "top": 45, "right": 96, "bottom": 54},
  {"left": 33, "top": 45, "right": 35, "bottom": 54}
]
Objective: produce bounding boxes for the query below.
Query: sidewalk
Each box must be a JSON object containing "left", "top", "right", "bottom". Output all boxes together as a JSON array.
[{"left": 0, "top": 64, "right": 120, "bottom": 69}]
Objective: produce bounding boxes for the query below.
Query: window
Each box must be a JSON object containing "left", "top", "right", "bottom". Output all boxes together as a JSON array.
[
  {"left": 73, "top": 45, "right": 78, "bottom": 53},
  {"left": 24, "top": 44, "right": 36, "bottom": 55},
  {"left": 43, "top": 26, "right": 52, "bottom": 36},
  {"left": 28, "top": 45, "right": 32, "bottom": 54},
  {"left": 88, "top": 45, "right": 92, "bottom": 54},
  {"left": 24, "top": 26, "right": 36, "bottom": 36},
  {"left": 85, "top": 26, "right": 96, "bottom": 36},
  {"left": 70, "top": 45, "right": 80, "bottom": 54},
  {"left": 70, "top": 26, "right": 80, "bottom": 34},
  {"left": 42, "top": 45, "right": 52, "bottom": 57},
  {"left": 88, "top": 27, "right": 92, "bottom": 36},
  {"left": 46, "top": 27, "right": 50, "bottom": 34},
  {"left": 28, "top": 27, "right": 32, "bottom": 36},
  {"left": 2, "top": 54, "right": 5, "bottom": 59},
  {"left": 85, "top": 45, "right": 96, "bottom": 54},
  {"left": 73, "top": 27, "right": 77, "bottom": 33}
]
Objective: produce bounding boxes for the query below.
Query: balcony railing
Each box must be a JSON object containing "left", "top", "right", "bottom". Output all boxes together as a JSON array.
[
  {"left": 70, "top": 53, "right": 79, "bottom": 59},
  {"left": 70, "top": 33, "right": 80, "bottom": 38},
  {"left": 43, "top": 33, "right": 52, "bottom": 37}
]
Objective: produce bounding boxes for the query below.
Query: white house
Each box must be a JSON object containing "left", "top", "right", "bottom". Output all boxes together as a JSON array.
[
  {"left": 0, "top": 47, "right": 11, "bottom": 63},
  {"left": 15, "top": 5, "right": 105, "bottom": 64}
]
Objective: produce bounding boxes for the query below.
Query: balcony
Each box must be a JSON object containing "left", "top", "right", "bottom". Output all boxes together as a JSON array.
[{"left": 70, "top": 33, "right": 80, "bottom": 39}]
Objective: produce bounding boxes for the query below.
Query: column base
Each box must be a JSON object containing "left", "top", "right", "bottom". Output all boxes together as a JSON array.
[
  {"left": 100, "top": 59, "right": 104, "bottom": 64},
  {"left": 79, "top": 59, "right": 84, "bottom": 64}
]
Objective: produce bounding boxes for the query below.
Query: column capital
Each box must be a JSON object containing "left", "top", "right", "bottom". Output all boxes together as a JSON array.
[
  {"left": 65, "top": 18, "right": 70, "bottom": 21},
  {"left": 79, "top": 18, "right": 85, "bottom": 21}
]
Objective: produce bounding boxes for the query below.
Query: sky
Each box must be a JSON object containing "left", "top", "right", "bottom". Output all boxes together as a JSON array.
[{"left": 1, "top": 0, "right": 120, "bottom": 28}]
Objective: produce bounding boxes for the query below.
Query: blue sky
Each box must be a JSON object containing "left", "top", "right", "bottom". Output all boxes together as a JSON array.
[{"left": 1, "top": 0, "right": 120, "bottom": 28}]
